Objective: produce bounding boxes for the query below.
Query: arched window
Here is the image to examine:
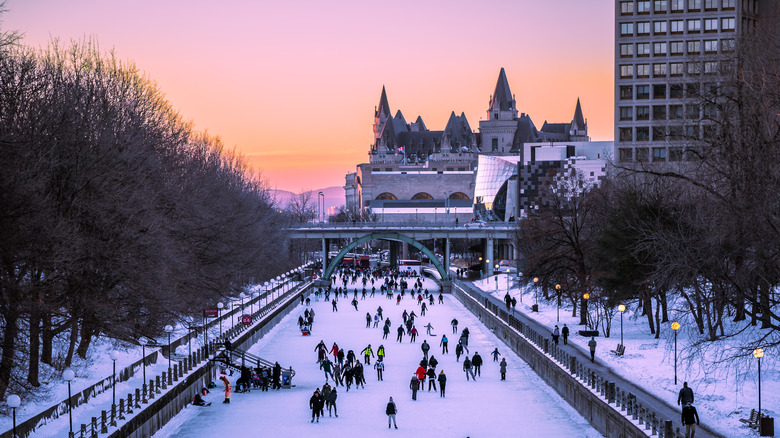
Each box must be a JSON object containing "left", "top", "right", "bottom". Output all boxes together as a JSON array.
[
  {"left": 411, "top": 192, "right": 433, "bottom": 200},
  {"left": 375, "top": 192, "right": 398, "bottom": 200},
  {"left": 449, "top": 192, "right": 470, "bottom": 200}
]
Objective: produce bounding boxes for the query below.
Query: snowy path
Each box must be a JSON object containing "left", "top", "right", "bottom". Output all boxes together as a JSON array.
[{"left": 154, "top": 277, "right": 601, "bottom": 437}]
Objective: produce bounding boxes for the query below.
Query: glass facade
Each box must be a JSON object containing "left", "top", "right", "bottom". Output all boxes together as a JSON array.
[{"left": 473, "top": 155, "right": 521, "bottom": 220}]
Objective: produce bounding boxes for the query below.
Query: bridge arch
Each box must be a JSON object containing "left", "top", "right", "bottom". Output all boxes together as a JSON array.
[{"left": 323, "top": 232, "right": 449, "bottom": 281}]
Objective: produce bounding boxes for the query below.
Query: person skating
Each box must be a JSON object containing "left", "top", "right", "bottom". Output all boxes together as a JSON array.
[
  {"left": 332, "top": 299, "right": 338, "bottom": 312},
  {"left": 337, "top": 348, "right": 345, "bottom": 366},
  {"left": 588, "top": 337, "right": 597, "bottom": 362},
  {"left": 402, "top": 310, "right": 408, "bottom": 324},
  {"left": 333, "top": 363, "right": 343, "bottom": 386},
  {"left": 678, "top": 382, "right": 694, "bottom": 406},
  {"left": 377, "top": 306, "right": 384, "bottom": 319},
  {"left": 353, "top": 361, "right": 365, "bottom": 388},
  {"left": 561, "top": 324, "right": 569, "bottom": 345},
  {"left": 330, "top": 342, "right": 339, "bottom": 361},
  {"left": 327, "top": 387, "right": 338, "bottom": 417},
  {"left": 352, "top": 297, "right": 359, "bottom": 311},
  {"left": 463, "top": 356, "right": 475, "bottom": 381},
  {"left": 437, "top": 370, "right": 447, "bottom": 397},
  {"left": 451, "top": 318, "right": 458, "bottom": 334},
  {"left": 346, "top": 349, "right": 356, "bottom": 365},
  {"left": 373, "top": 313, "right": 380, "bottom": 328},
  {"left": 321, "top": 383, "right": 331, "bottom": 418},
  {"left": 343, "top": 364, "right": 354, "bottom": 391},
  {"left": 491, "top": 347, "right": 501, "bottom": 361},
  {"left": 386, "top": 397, "right": 398, "bottom": 429},
  {"left": 681, "top": 402, "right": 699, "bottom": 438},
  {"left": 428, "top": 355, "right": 438, "bottom": 369},
  {"left": 409, "top": 374, "right": 420, "bottom": 400},
  {"left": 552, "top": 325, "right": 560, "bottom": 345},
  {"left": 309, "top": 389, "right": 323, "bottom": 423},
  {"left": 314, "top": 340, "right": 327, "bottom": 363},
  {"left": 459, "top": 332, "right": 470, "bottom": 354},
  {"left": 438, "top": 292, "right": 443, "bottom": 304},
  {"left": 383, "top": 323, "right": 390, "bottom": 339},
  {"left": 377, "top": 344, "right": 385, "bottom": 362},
  {"left": 426, "top": 367, "right": 437, "bottom": 391},
  {"left": 455, "top": 341, "right": 463, "bottom": 362},
  {"left": 440, "top": 335, "right": 449, "bottom": 354},
  {"left": 499, "top": 358, "right": 507, "bottom": 380},
  {"left": 396, "top": 325, "right": 405, "bottom": 342},
  {"left": 409, "top": 326, "right": 418, "bottom": 342},
  {"left": 374, "top": 358, "right": 385, "bottom": 381},
  {"left": 361, "top": 344, "right": 374, "bottom": 364},
  {"left": 219, "top": 373, "right": 232, "bottom": 403},
  {"left": 472, "top": 352, "right": 483, "bottom": 376},
  {"left": 320, "top": 357, "right": 334, "bottom": 383},
  {"left": 272, "top": 362, "right": 282, "bottom": 390},
  {"left": 415, "top": 364, "right": 427, "bottom": 389},
  {"left": 424, "top": 322, "right": 434, "bottom": 335},
  {"left": 366, "top": 312, "right": 372, "bottom": 328},
  {"left": 421, "top": 340, "right": 430, "bottom": 360},
  {"left": 420, "top": 302, "right": 427, "bottom": 316}
]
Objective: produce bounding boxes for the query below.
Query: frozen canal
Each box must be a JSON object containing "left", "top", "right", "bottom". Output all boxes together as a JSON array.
[{"left": 155, "top": 277, "right": 601, "bottom": 437}]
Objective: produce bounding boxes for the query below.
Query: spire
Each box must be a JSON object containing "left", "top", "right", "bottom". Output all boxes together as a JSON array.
[
  {"left": 572, "top": 98, "right": 586, "bottom": 130},
  {"left": 376, "top": 86, "right": 392, "bottom": 119},
  {"left": 490, "top": 68, "right": 515, "bottom": 111}
]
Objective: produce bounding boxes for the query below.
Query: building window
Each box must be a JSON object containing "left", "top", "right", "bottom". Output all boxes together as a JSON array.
[
  {"left": 636, "top": 106, "right": 650, "bottom": 120},
  {"left": 621, "top": 22, "right": 635, "bottom": 35},
  {"left": 620, "top": 106, "right": 634, "bottom": 120},
  {"left": 653, "top": 126, "right": 667, "bottom": 140},
  {"left": 653, "top": 148, "right": 667, "bottom": 160},
  {"left": 722, "top": 0, "right": 735, "bottom": 9},
  {"left": 654, "top": 0, "right": 668, "bottom": 12},
  {"left": 687, "top": 40, "right": 701, "bottom": 54},
  {"left": 688, "top": 0, "right": 701, "bottom": 11},
  {"left": 670, "top": 62, "right": 684, "bottom": 75},
  {"left": 636, "top": 147, "right": 650, "bottom": 161},
  {"left": 671, "top": 0, "right": 684, "bottom": 11},
  {"left": 620, "top": 64, "right": 635, "bottom": 78},
  {"left": 686, "top": 83, "right": 700, "bottom": 97},
  {"left": 670, "top": 41, "right": 684, "bottom": 55},
  {"left": 721, "top": 17, "right": 735, "bottom": 31},
  {"left": 670, "top": 84, "right": 684, "bottom": 98},
  {"left": 685, "top": 125, "right": 699, "bottom": 139},
  {"left": 686, "top": 104, "right": 700, "bottom": 119},
  {"left": 620, "top": 86, "right": 633, "bottom": 100},
  {"left": 722, "top": 39, "right": 735, "bottom": 52},
  {"left": 669, "top": 147, "right": 683, "bottom": 161},
  {"left": 637, "top": 43, "right": 651, "bottom": 56},
  {"left": 654, "top": 21, "right": 668, "bottom": 34},
  {"left": 620, "top": 128, "right": 633, "bottom": 142},
  {"left": 638, "top": 1, "right": 651, "bottom": 13},
  {"left": 620, "top": 1, "right": 635, "bottom": 14},
  {"left": 653, "top": 84, "right": 667, "bottom": 98},
  {"left": 670, "top": 104, "right": 683, "bottom": 119},
  {"left": 654, "top": 63, "right": 667, "bottom": 77},
  {"left": 669, "top": 125, "right": 684, "bottom": 139},
  {"left": 670, "top": 20, "right": 684, "bottom": 33},
  {"left": 637, "top": 85, "right": 650, "bottom": 99},
  {"left": 653, "top": 105, "right": 667, "bottom": 119},
  {"left": 637, "top": 64, "right": 651, "bottom": 77},
  {"left": 636, "top": 128, "right": 650, "bottom": 142},
  {"left": 637, "top": 22, "right": 651, "bottom": 35},
  {"left": 704, "top": 61, "right": 718, "bottom": 73},
  {"left": 687, "top": 61, "right": 702, "bottom": 75},
  {"left": 704, "top": 39, "right": 718, "bottom": 53},
  {"left": 702, "top": 124, "right": 715, "bottom": 139},
  {"left": 620, "top": 43, "right": 634, "bottom": 57},
  {"left": 687, "top": 19, "right": 701, "bottom": 33},
  {"left": 704, "top": 18, "right": 718, "bottom": 32},
  {"left": 653, "top": 42, "right": 667, "bottom": 55},
  {"left": 703, "top": 103, "right": 717, "bottom": 118},
  {"left": 619, "top": 148, "right": 634, "bottom": 161},
  {"left": 492, "top": 138, "right": 498, "bottom": 151},
  {"left": 704, "top": 0, "right": 717, "bottom": 10}
]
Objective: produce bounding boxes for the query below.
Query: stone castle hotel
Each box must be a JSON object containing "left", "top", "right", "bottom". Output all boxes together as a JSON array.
[{"left": 344, "top": 68, "right": 607, "bottom": 223}]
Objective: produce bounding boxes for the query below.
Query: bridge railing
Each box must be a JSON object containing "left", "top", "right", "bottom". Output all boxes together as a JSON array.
[{"left": 288, "top": 222, "right": 518, "bottom": 229}]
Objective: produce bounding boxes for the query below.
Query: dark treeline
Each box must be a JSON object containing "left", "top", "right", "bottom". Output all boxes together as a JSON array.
[
  {"left": 0, "top": 41, "right": 290, "bottom": 399},
  {"left": 518, "top": 31, "right": 780, "bottom": 365}
]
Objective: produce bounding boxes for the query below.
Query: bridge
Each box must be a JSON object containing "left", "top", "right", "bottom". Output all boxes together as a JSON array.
[{"left": 286, "top": 222, "right": 518, "bottom": 285}]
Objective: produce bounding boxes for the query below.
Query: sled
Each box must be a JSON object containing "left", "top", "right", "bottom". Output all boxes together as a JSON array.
[
  {"left": 301, "top": 326, "right": 311, "bottom": 336},
  {"left": 193, "top": 402, "right": 212, "bottom": 407}
]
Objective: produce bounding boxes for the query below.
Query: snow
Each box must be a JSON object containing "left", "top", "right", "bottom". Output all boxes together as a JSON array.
[
  {"left": 479, "top": 274, "right": 779, "bottom": 438},
  {"left": 154, "top": 277, "right": 601, "bottom": 437}
]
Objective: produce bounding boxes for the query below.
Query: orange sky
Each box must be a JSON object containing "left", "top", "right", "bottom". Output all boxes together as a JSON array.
[{"left": 4, "top": 0, "right": 614, "bottom": 193}]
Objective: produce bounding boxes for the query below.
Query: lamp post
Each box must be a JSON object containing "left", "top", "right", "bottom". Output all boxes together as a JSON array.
[
  {"left": 141, "top": 338, "right": 150, "bottom": 402},
  {"left": 109, "top": 350, "right": 118, "bottom": 425},
  {"left": 318, "top": 191, "right": 324, "bottom": 222},
  {"left": 532, "top": 277, "right": 539, "bottom": 311},
  {"left": 754, "top": 347, "right": 764, "bottom": 433},
  {"left": 164, "top": 325, "right": 173, "bottom": 379},
  {"left": 264, "top": 281, "right": 269, "bottom": 307},
  {"left": 580, "top": 293, "right": 590, "bottom": 326},
  {"left": 240, "top": 292, "right": 246, "bottom": 318},
  {"left": 618, "top": 305, "right": 626, "bottom": 346},
  {"left": 63, "top": 368, "right": 75, "bottom": 437},
  {"left": 217, "top": 302, "right": 224, "bottom": 337},
  {"left": 671, "top": 321, "right": 680, "bottom": 385},
  {"left": 7, "top": 394, "right": 20, "bottom": 438},
  {"left": 555, "top": 284, "right": 562, "bottom": 322},
  {"left": 494, "top": 264, "right": 499, "bottom": 291}
]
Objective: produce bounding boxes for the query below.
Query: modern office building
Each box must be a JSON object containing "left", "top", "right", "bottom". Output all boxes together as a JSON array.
[{"left": 614, "top": 0, "right": 778, "bottom": 163}]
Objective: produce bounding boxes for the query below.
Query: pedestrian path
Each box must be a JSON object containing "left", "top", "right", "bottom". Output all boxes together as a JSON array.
[{"left": 153, "top": 278, "right": 601, "bottom": 437}]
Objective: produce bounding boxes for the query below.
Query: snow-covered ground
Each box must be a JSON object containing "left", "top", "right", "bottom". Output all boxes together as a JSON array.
[
  {"left": 154, "top": 277, "right": 601, "bottom": 437},
  {"left": 479, "top": 274, "right": 778, "bottom": 438}
]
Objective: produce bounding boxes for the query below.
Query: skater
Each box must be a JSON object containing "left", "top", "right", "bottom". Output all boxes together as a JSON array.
[
  {"left": 459, "top": 332, "right": 470, "bottom": 354},
  {"left": 220, "top": 373, "right": 232, "bottom": 403},
  {"left": 361, "top": 344, "right": 374, "bottom": 364},
  {"left": 552, "top": 325, "right": 560, "bottom": 345},
  {"left": 309, "top": 389, "right": 323, "bottom": 422},
  {"left": 374, "top": 313, "right": 380, "bottom": 328},
  {"left": 424, "top": 322, "right": 434, "bottom": 335},
  {"left": 463, "top": 356, "right": 476, "bottom": 381},
  {"left": 320, "top": 357, "right": 334, "bottom": 383},
  {"left": 415, "top": 364, "right": 427, "bottom": 388},
  {"left": 472, "top": 352, "right": 483, "bottom": 376},
  {"left": 383, "top": 323, "right": 390, "bottom": 339},
  {"left": 366, "top": 312, "right": 372, "bottom": 328},
  {"left": 346, "top": 349, "right": 356, "bottom": 365},
  {"left": 343, "top": 364, "right": 354, "bottom": 391},
  {"left": 353, "top": 361, "right": 365, "bottom": 388},
  {"left": 511, "top": 297, "right": 516, "bottom": 313},
  {"left": 562, "top": 324, "right": 569, "bottom": 345},
  {"left": 681, "top": 402, "right": 700, "bottom": 438},
  {"left": 314, "top": 340, "right": 327, "bottom": 363},
  {"left": 499, "top": 358, "right": 507, "bottom": 380},
  {"left": 421, "top": 340, "right": 430, "bottom": 360},
  {"left": 451, "top": 318, "right": 458, "bottom": 334},
  {"left": 377, "top": 344, "right": 385, "bottom": 362},
  {"left": 374, "top": 358, "right": 385, "bottom": 381},
  {"left": 420, "top": 302, "right": 427, "bottom": 316},
  {"left": 455, "top": 342, "right": 463, "bottom": 362},
  {"left": 410, "top": 326, "right": 418, "bottom": 343},
  {"left": 429, "top": 355, "right": 438, "bottom": 369},
  {"left": 330, "top": 342, "right": 340, "bottom": 361},
  {"left": 352, "top": 298, "right": 359, "bottom": 311},
  {"left": 272, "top": 362, "right": 282, "bottom": 390},
  {"left": 333, "top": 363, "right": 344, "bottom": 386},
  {"left": 678, "top": 382, "right": 694, "bottom": 406},
  {"left": 386, "top": 397, "right": 398, "bottom": 429},
  {"left": 409, "top": 374, "right": 420, "bottom": 400},
  {"left": 327, "top": 387, "right": 338, "bottom": 417},
  {"left": 588, "top": 337, "right": 597, "bottom": 362},
  {"left": 396, "top": 325, "right": 405, "bottom": 342},
  {"left": 491, "top": 347, "right": 501, "bottom": 361},
  {"left": 332, "top": 299, "right": 338, "bottom": 312},
  {"left": 426, "top": 366, "right": 437, "bottom": 391},
  {"left": 440, "top": 335, "right": 449, "bottom": 354},
  {"left": 337, "top": 348, "right": 345, "bottom": 366},
  {"left": 438, "top": 292, "right": 443, "bottom": 304},
  {"left": 437, "top": 370, "right": 447, "bottom": 397},
  {"left": 377, "top": 306, "right": 384, "bottom": 319},
  {"left": 192, "top": 393, "right": 208, "bottom": 406}
]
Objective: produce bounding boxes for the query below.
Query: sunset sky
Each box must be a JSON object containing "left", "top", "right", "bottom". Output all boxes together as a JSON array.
[{"left": 4, "top": 0, "right": 614, "bottom": 193}]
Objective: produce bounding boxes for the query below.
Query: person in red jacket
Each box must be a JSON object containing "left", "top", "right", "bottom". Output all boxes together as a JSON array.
[
  {"left": 219, "top": 373, "right": 231, "bottom": 404},
  {"left": 415, "top": 365, "right": 427, "bottom": 389}
]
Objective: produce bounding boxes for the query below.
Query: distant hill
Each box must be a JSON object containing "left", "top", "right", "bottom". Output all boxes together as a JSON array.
[{"left": 269, "top": 186, "right": 345, "bottom": 216}]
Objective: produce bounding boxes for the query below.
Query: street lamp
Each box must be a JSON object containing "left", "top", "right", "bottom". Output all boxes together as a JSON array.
[
  {"left": 109, "top": 350, "right": 119, "bottom": 425},
  {"left": 494, "top": 264, "right": 499, "bottom": 291},
  {"left": 671, "top": 321, "right": 680, "bottom": 385},
  {"left": 264, "top": 281, "right": 269, "bottom": 307},
  {"left": 217, "top": 302, "right": 224, "bottom": 337},
  {"left": 618, "top": 304, "right": 626, "bottom": 346},
  {"left": 7, "top": 394, "right": 20, "bottom": 438},
  {"left": 164, "top": 325, "right": 173, "bottom": 379},
  {"left": 580, "top": 293, "right": 590, "bottom": 326},
  {"left": 63, "top": 368, "right": 75, "bottom": 437},
  {"left": 754, "top": 347, "right": 764, "bottom": 432},
  {"left": 318, "top": 191, "right": 324, "bottom": 222},
  {"left": 555, "top": 284, "right": 562, "bottom": 322},
  {"left": 532, "top": 277, "right": 539, "bottom": 310}
]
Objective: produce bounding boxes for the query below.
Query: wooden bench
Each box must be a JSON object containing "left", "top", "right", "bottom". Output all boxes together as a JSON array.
[
  {"left": 739, "top": 409, "right": 759, "bottom": 428},
  {"left": 578, "top": 330, "right": 599, "bottom": 337},
  {"left": 610, "top": 344, "right": 626, "bottom": 356}
]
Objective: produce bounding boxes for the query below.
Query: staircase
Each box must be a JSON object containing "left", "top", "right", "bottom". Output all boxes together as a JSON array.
[{"left": 210, "top": 347, "right": 296, "bottom": 387}]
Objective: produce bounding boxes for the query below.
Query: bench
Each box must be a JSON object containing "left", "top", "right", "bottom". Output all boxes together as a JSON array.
[
  {"left": 739, "top": 409, "right": 759, "bottom": 428},
  {"left": 578, "top": 330, "right": 599, "bottom": 337},
  {"left": 610, "top": 344, "right": 626, "bottom": 356}
]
